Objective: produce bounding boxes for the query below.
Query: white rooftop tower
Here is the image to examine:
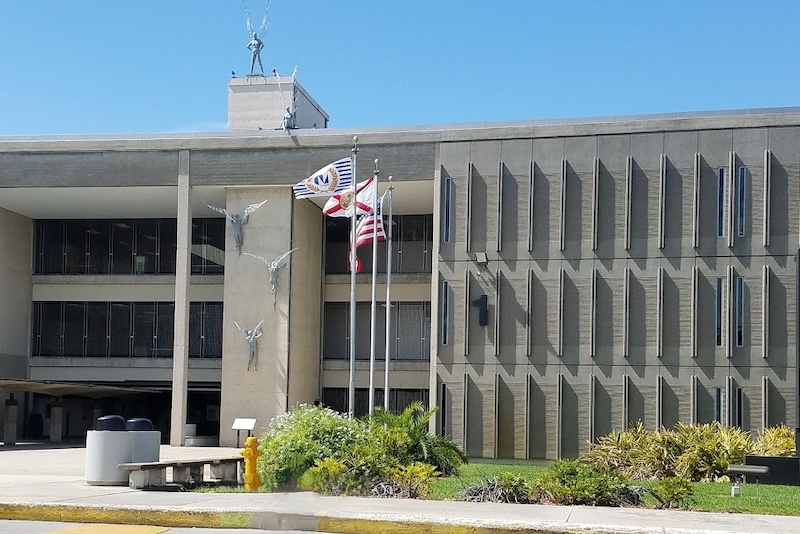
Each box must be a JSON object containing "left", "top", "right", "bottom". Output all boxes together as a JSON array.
[{"left": 227, "top": 75, "right": 329, "bottom": 131}]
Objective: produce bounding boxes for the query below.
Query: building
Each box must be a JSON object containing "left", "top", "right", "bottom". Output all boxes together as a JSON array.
[{"left": 0, "top": 75, "right": 798, "bottom": 458}]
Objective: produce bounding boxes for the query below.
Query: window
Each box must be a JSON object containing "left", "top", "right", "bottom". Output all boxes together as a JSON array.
[
  {"left": 441, "top": 280, "right": 450, "bottom": 345},
  {"left": 735, "top": 276, "right": 744, "bottom": 347},
  {"left": 30, "top": 301, "right": 221, "bottom": 358},
  {"left": 321, "top": 387, "right": 429, "bottom": 416},
  {"left": 443, "top": 177, "right": 452, "bottom": 243},
  {"left": 715, "top": 277, "right": 724, "bottom": 346},
  {"left": 737, "top": 166, "right": 747, "bottom": 237},
  {"left": 33, "top": 218, "right": 213, "bottom": 275},
  {"left": 717, "top": 168, "right": 726, "bottom": 237},
  {"left": 714, "top": 386, "right": 723, "bottom": 423},
  {"left": 734, "top": 387, "right": 744, "bottom": 428},
  {"left": 322, "top": 302, "right": 431, "bottom": 360}
]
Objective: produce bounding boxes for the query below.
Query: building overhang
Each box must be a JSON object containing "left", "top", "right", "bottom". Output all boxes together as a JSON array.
[{"left": 0, "top": 378, "right": 158, "bottom": 399}]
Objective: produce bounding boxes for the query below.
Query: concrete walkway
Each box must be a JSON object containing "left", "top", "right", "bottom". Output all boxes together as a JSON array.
[{"left": 0, "top": 445, "right": 798, "bottom": 533}]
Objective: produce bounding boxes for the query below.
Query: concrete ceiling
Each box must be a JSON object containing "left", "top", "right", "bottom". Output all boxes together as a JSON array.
[{"left": 0, "top": 180, "right": 433, "bottom": 219}]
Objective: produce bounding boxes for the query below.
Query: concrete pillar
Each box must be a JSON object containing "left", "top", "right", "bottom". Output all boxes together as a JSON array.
[
  {"left": 3, "top": 397, "right": 18, "bottom": 446},
  {"left": 170, "top": 150, "right": 192, "bottom": 446},
  {"left": 49, "top": 404, "right": 63, "bottom": 444}
]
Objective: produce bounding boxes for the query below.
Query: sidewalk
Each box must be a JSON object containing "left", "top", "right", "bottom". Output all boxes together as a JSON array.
[{"left": 0, "top": 445, "right": 798, "bottom": 533}]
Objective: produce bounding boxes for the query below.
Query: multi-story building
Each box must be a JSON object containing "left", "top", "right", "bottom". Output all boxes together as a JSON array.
[{"left": 0, "top": 76, "right": 797, "bottom": 458}]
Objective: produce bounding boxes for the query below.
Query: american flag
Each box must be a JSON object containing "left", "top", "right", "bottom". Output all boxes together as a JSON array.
[{"left": 349, "top": 209, "right": 386, "bottom": 273}]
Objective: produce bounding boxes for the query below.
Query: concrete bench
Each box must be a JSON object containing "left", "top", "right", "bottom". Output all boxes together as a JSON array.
[
  {"left": 118, "top": 456, "right": 243, "bottom": 489},
  {"left": 728, "top": 463, "right": 769, "bottom": 482}
]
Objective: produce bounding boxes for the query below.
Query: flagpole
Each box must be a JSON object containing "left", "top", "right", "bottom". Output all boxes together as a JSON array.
[
  {"left": 348, "top": 136, "right": 358, "bottom": 418},
  {"left": 368, "top": 160, "right": 380, "bottom": 414},
  {"left": 383, "top": 176, "right": 393, "bottom": 412}
]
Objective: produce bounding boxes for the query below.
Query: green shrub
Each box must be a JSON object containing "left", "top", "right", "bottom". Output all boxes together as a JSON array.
[
  {"left": 257, "top": 404, "right": 363, "bottom": 490},
  {"left": 753, "top": 424, "right": 797, "bottom": 457},
  {"left": 535, "top": 460, "right": 639, "bottom": 506},
  {"left": 370, "top": 402, "right": 467, "bottom": 475},
  {"left": 583, "top": 421, "right": 655, "bottom": 479},
  {"left": 386, "top": 461, "right": 438, "bottom": 499},
  {"left": 649, "top": 476, "right": 696, "bottom": 509},
  {"left": 462, "top": 472, "right": 535, "bottom": 504},
  {"left": 303, "top": 458, "right": 364, "bottom": 495},
  {"left": 672, "top": 422, "right": 752, "bottom": 482}
]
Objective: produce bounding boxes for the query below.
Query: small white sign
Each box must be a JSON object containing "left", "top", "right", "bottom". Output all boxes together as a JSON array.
[{"left": 231, "top": 417, "right": 257, "bottom": 431}]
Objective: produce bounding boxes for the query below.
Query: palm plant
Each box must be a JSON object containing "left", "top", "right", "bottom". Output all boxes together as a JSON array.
[{"left": 369, "top": 402, "right": 467, "bottom": 475}]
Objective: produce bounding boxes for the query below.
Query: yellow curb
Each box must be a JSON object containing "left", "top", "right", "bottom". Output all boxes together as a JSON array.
[
  {"left": 317, "top": 517, "right": 644, "bottom": 534},
  {"left": 0, "top": 504, "right": 240, "bottom": 529}
]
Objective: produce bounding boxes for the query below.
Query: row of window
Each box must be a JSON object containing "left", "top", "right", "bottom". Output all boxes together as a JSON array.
[
  {"left": 34, "top": 219, "right": 225, "bottom": 275},
  {"left": 714, "top": 386, "right": 744, "bottom": 428},
  {"left": 324, "top": 215, "right": 434, "bottom": 274},
  {"left": 30, "top": 301, "right": 223, "bottom": 358},
  {"left": 439, "top": 276, "right": 749, "bottom": 348},
  {"left": 323, "top": 302, "right": 431, "bottom": 361},
  {"left": 321, "top": 388, "right": 429, "bottom": 417},
  {"left": 441, "top": 166, "right": 752, "bottom": 244}
]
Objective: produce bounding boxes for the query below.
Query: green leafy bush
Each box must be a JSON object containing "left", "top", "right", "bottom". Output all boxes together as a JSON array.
[
  {"left": 257, "top": 404, "right": 362, "bottom": 489},
  {"left": 257, "top": 403, "right": 466, "bottom": 494},
  {"left": 386, "top": 462, "right": 439, "bottom": 499},
  {"left": 535, "top": 460, "right": 639, "bottom": 506},
  {"left": 462, "top": 472, "right": 535, "bottom": 504},
  {"left": 370, "top": 402, "right": 467, "bottom": 475},
  {"left": 753, "top": 424, "right": 797, "bottom": 457},
  {"left": 649, "top": 476, "right": 696, "bottom": 509},
  {"left": 584, "top": 422, "right": 786, "bottom": 482}
]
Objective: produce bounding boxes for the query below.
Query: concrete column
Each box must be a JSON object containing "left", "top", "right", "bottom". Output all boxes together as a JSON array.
[
  {"left": 49, "top": 404, "right": 63, "bottom": 444},
  {"left": 170, "top": 150, "right": 192, "bottom": 446},
  {"left": 3, "top": 397, "right": 18, "bottom": 446}
]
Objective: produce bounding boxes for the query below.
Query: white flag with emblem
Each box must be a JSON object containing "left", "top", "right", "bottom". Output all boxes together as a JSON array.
[{"left": 293, "top": 157, "right": 353, "bottom": 199}]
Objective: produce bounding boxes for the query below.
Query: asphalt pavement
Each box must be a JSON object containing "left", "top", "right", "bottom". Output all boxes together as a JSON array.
[{"left": 0, "top": 444, "right": 797, "bottom": 533}]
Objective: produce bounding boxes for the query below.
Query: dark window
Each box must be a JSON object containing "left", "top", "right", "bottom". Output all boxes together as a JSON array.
[
  {"left": 87, "top": 220, "right": 111, "bottom": 274},
  {"left": 38, "top": 221, "right": 65, "bottom": 274},
  {"left": 30, "top": 302, "right": 41, "bottom": 357},
  {"left": 714, "top": 386, "right": 723, "bottom": 423},
  {"left": 64, "top": 221, "right": 88, "bottom": 274},
  {"left": 111, "top": 221, "right": 134, "bottom": 274},
  {"left": 155, "top": 302, "right": 175, "bottom": 358},
  {"left": 39, "top": 302, "right": 62, "bottom": 356},
  {"left": 159, "top": 219, "right": 177, "bottom": 274},
  {"left": 715, "top": 277, "right": 724, "bottom": 347},
  {"left": 323, "top": 302, "right": 430, "bottom": 361},
  {"left": 737, "top": 166, "right": 747, "bottom": 238},
  {"left": 203, "top": 302, "right": 224, "bottom": 358},
  {"left": 443, "top": 177, "right": 452, "bottom": 243},
  {"left": 192, "top": 219, "right": 225, "bottom": 275},
  {"left": 189, "top": 303, "right": 203, "bottom": 357},
  {"left": 735, "top": 276, "right": 744, "bottom": 347},
  {"left": 717, "top": 168, "right": 726, "bottom": 238},
  {"left": 134, "top": 220, "right": 159, "bottom": 274},
  {"left": 62, "top": 302, "right": 85, "bottom": 356},
  {"left": 735, "top": 387, "right": 744, "bottom": 428},
  {"left": 441, "top": 280, "right": 450, "bottom": 345},
  {"left": 109, "top": 303, "right": 131, "bottom": 357},
  {"left": 322, "top": 388, "right": 429, "bottom": 416},
  {"left": 86, "top": 302, "right": 109, "bottom": 357},
  {"left": 132, "top": 302, "right": 155, "bottom": 357}
]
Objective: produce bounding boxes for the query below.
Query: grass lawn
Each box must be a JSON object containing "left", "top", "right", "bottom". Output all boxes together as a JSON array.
[{"left": 429, "top": 461, "right": 800, "bottom": 516}]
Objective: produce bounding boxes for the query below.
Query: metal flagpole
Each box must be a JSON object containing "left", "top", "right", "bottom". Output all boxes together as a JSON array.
[
  {"left": 368, "top": 160, "right": 380, "bottom": 414},
  {"left": 383, "top": 176, "right": 393, "bottom": 412},
  {"left": 348, "top": 136, "right": 359, "bottom": 418}
]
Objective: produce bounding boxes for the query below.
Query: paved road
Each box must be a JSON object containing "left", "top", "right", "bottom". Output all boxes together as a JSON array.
[{"left": 0, "top": 519, "right": 329, "bottom": 533}]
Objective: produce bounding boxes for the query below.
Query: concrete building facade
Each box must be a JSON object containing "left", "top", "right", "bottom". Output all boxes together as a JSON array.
[{"left": 0, "top": 77, "right": 797, "bottom": 457}]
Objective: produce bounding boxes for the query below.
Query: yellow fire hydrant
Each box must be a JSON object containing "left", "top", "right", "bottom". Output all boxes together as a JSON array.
[{"left": 240, "top": 436, "right": 262, "bottom": 492}]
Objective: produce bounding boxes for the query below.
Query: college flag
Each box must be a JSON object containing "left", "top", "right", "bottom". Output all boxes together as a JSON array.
[
  {"left": 322, "top": 176, "right": 377, "bottom": 217},
  {"left": 293, "top": 157, "right": 353, "bottom": 199},
  {"left": 348, "top": 209, "right": 387, "bottom": 273}
]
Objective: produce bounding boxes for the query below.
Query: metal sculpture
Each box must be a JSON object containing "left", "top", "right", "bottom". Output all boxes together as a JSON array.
[
  {"left": 243, "top": 248, "right": 297, "bottom": 300},
  {"left": 204, "top": 200, "right": 267, "bottom": 255},
  {"left": 234, "top": 319, "right": 264, "bottom": 371}
]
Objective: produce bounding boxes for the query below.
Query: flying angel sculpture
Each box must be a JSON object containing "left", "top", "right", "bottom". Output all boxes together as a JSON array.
[
  {"left": 204, "top": 200, "right": 267, "bottom": 255},
  {"left": 234, "top": 319, "right": 264, "bottom": 371},
  {"left": 243, "top": 248, "right": 298, "bottom": 300}
]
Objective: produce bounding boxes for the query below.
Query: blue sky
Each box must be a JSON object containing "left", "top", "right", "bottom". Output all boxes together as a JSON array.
[{"left": 1, "top": 1, "right": 799, "bottom": 135}]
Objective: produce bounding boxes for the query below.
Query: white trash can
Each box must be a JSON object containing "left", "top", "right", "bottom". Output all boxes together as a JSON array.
[
  {"left": 85, "top": 415, "right": 131, "bottom": 486},
  {"left": 126, "top": 418, "right": 160, "bottom": 464}
]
